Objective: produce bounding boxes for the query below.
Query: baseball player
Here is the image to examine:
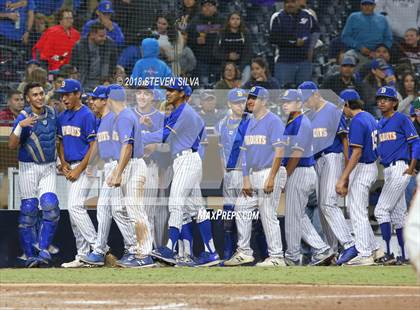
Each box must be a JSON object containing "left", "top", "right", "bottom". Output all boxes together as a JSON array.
[
  {"left": 79, "top": 86, "right": 139, "bottom": 266},
  {"left": 336, "top": 89, "right": 382, "bottom": 266},
  {"left": 224, "top": 86, "right": 287, "bottom": 267},
  {"left": 374, "top": 86, "right": 420, "bottom": 265},
  {"left": 405, "top": 173, "right": 420, "bottom": 276},
  {"left": 56, "top": 79, "right": 98, "bottom": 268},
  {"left": 215, "top": 88, "right": 248, "bottom": 260},
  {"left": 298, "top": 81, "right": 356, "bottom": 265},
  {"left": 132, "top": 85, "right": 167, "bottom": 248},
  {"left": 281, "top": 89, "right": 334, "bottom": 266},
  {"left": 106, "top": 84, "right": 155, "bottom": 268},
  {"left": 145, "top": 78, "right": 220, "bottom": 267},
  {"left": 9, "top": 82, "right": 59, "bottom": 267}
]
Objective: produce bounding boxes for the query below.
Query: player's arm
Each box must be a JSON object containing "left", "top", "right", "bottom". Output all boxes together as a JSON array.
[
  {"left": 8, "top": 115, "right": 37, "bottom": 149},
  {"left": 285, "top": 150, "right": 302, "bottom": 177},
  {"left": 402, "top": 116, "right": 420, "bottom": 175},
  {"left": 340, "top": 133, "right": 349, "bottom": 165},
  {"left": 264, "top": 146, "right": 285, "bottom": 193},
  {"left": 241, "top": 147, "right": 252, "bottom": 197},
  {"left": 336, "top": 146, "right": 362, "bottom": 197}
]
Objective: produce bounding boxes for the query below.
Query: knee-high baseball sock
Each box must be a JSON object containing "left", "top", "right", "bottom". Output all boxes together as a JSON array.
[
  {"left": 379, "top": 222, "right": 391, "bottom": 255},
  {"left": 198, "top": 219, "right": 216, "bottom": 253},
  {"left": 166, "top": 226, "right": 180, "bottom": 252},
  {"left": 181, "top": 222, "right": 194, "bottom": 257},
  {"left": 395, "top": 228, "right": 405, "bottom": 260}
]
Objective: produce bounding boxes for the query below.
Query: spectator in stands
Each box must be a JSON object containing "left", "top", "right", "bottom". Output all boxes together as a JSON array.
[
  {"left": 58, "top": 63, "right": 80, "bottom": 80},
  {"left": 71, "top": 22, "right": 118, "bottom": 91},
  {"left": 114, "top": 65, "right": 126, "bottom": 85},
  {"left": 82, "top": 0, "right": 124, "bottom": 46},
  {"left": 187, "top": 0, "right": 223, "bottom": 85},
  {"left": 269, "top": 0, "right": 320, "bottom": 87},
  {"left": 177, "top": 0, "right": 200, "bottom": 32},
  {"left": 18, "top": 66, "right": 51, "bottom": 93},
  {"left": 28, "top": 13, "right": 46, "bottom": 50},
  {"left": 0, "top": 0, "right": 34, "bottom": 49},
  {"left": 131, "top": 38, "right": 172, "bottom": 82},
  {"left": 242, "top": 57, "right": 280, "bottom": 103},
  {"left": 321, "top": 57, "right": 364, "bottom": 100},
  {"left": 355, "top": 43, "right": 393, "bottom": 81},
  {"left": 392, "top": 28, "right": 420, "bottom": 70},
  {"left": 341, "top": 0, "right": 393, "bottom": 67},
  {"left": 46, "top": 72, "right": 64, "bottom": 102},
  {"left": 214, "top": 62, "right": 241, "bottom": 90},
  {"left": 213, "top": 12, "right": 252, "bottom": 83},
  {"left": 32, "top": 9, "right": 80, "bottom": 71},
  {"left": 47, "top": 92, "right": 65, "bottom": 114},
  {"left": 361, "top": 57, "right": 401, "bottom": 117},
  {"left": 375, "top": 0, "right": 420, "bottom": 40},
  {"left": 0, "top": 90, "right": 24, "bottom": 126},
  {"left": 298, "top": 0, "right": 317, "bottom": 20},
  {"left": 20, "top": 59, "right": 40, "bottom": 87},
  {"left": 199, "top": 89, "right": 222, "bottom": 126},
  {"left": 34, "top": 0, "right": 63, "bottom": 17},
  {"left": 398, "top": 72, "right": 420, "bottom": 116}
]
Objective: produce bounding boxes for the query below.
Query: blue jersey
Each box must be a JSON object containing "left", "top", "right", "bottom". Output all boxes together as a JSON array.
[
  {"left": 58, "top": 105, "right": 96, "bottom": 162},
  {"left": 282, "top": 114, "right": 315, "bottom": 167},
  {"left": 13, "top": 106, "right": 57, "bottom": 163},
  {"left": 96, "top": 111, "right": 115, "bottom": 161},
  {"left": 377, "top": 111, "right": 420, "bottom": 165},
  {"left": 216, "top": 115, "right": 242, "bottom": 169},
  {"left": 133, "top": 107, "right": 165, "bottom": 163},
  {"left": 113, "top": 108, "right": 144, "bottom": 160},
  {"left": 307, "top": 102, "right": 348, "bottom": 159},
  {"left": 348, "top": 111, "right": 378, "bottom": 164},
  {"left": 241, "top": 112, "right": 284, "bottom": 175},
  {"left": 143, "top": 103, "right": 204, "bottom": 158}
]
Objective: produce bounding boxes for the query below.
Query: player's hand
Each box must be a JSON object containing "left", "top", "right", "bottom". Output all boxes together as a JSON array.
[
  {"left": 107, "top": 170, "right": 122, "bottom": 187},
  {"left": 296, "top": 38, "right": 305, "bottom": 47},
  {"left": 59, "top": 162, "right": 71, "bottom": 174},
  {"left": 7, "top": 12, "right": 19, "bottom": 22},
  {"left": 403, "top": 168, "right": 416, "bottom": 177},
  {"left": 19, "top": 115, "right": 37, "bottom": 128},
  {"left": 65, "top": 167, "right": 82, "bottom": 182},
  {"left": 335, "top": 177, "right": 348, "bottom": 197},
  {"left": 242, "top": 176, "right": 253, "bottom": 197},
  {"left": 263, "top": 176, "right": 275, "bottom": 194}
]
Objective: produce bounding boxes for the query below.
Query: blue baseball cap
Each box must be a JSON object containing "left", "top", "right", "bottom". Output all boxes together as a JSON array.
[
  {"left": 98, "top": 0, "right": 114, "bottom": 13},
  {"left": 163, "top": 78, "right": 186, "bottom": 92},
  {"left": 184, "top": 85, "right": 192, "bottom": 97},
  {"left": 361, "top": 0, "right": 375, "bottom": 4},
  {"left": 339, "top": 89, "right": 361, "bottom": 102},
  {"left": 87, "top": 85, "right": 108, "bottom": 99},
  {"left": 56, "top": 79, "right": 82, "bottom": 93},
  {"left": 280, "top": 89, "right": 301, "bottom": 102},
  {"left": 298, "top": 81, "right": 318, "bottom": 102},
  {"left": 375, "top": 86, "right": 398, "bottom": 100},
  {"left": 107, "top": 84, "right": 126, "bottom": 101},
  {"left": 248, "top": 86, "right": 269, "bottom": 100},
  {"left": 341, "top": 57, "right": 356, "bottom": 66},
  {"left": 228, "top": 88, "right": 248, "bottom": 103}
]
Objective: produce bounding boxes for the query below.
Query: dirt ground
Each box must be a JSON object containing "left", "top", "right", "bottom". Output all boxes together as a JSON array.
[{"left": 1, "top": 283, "right": 420, "bottom": 310}]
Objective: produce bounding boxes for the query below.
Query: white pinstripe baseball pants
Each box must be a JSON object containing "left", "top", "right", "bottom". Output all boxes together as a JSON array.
[
  {"left": 19, "top": 162, "right": 56, "bottom": 200},
  {"left": 117, "top": 158, "right": 153, "bottom": 256},
  {"left": 235, "top": 167, "right": 287, "bottom": 257},
  {"left": 285, "top": 167, "right": 330, "bottom": 262},
  {"left": 315, "top": 153, "right": 354, "bottom": 250},
  {"left": 143, "top": 162, "right": 161, "bottom": 248},
  {"left": 223, "top": 170, "right": 243, "bottom": 206},
  {"left": 67, "top": 162, "right": 97, "bottom": 259},
  {"left": 347, "top": 162, "right": 379, "bottom": 257},
  {"left": 374, "top": 161, "right": 410, "bottom": 229},
  {"left": 94, "top": 161, "right": 137, "bottom": 255}
]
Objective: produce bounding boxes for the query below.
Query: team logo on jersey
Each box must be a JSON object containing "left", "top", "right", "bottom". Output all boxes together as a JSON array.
[
  {"left": 379, "top": 131, "right": 397, "bottom": 142},
  {"left": 245, "top": 135, "right": 267, "bottom": 145},
  {"left": 313, "top": 127, "right": 328, "bottom": 138},
  {"left": 97, "top": 131, "right": 110, "bottom": 142},
  {"left": 62, "top": 125, "right": 81, "bottom": 137}
]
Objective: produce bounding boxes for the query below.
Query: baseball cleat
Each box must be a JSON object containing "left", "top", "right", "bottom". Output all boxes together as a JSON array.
[
  {"left": 345, "top": 254, "right": 375, "bottom": 266},
  {"left": 37, "top": 250, "right": 52, "bottom": 265},
  {"left": 117, "top": 255, "right": 156, "bottom": 268},
  {"left": 284, "top": 257, "right": 301, "bottom": 266},
  {"left": 310, "top": 249, "right": 335, "bottom": 266},
  {"left": 25, "top": 256, "right": 39, "bottom": 268},
  {"left": 395, "top": 256, "right": 409, "bottom": 266},
  {"left": 336, "top": 245, "right": 358, "bottom": 265},
  {"left": 373, "top": 248, "right": 385, "bottom": 262},
  {"left": 375, "top": 253, "right": 397, "bottom": 265},
  {"left": 34, "top": 243, "right": 60, "bottom": 255},
  {"left": 256, "top": 256, "right": 286, "bottom": 267},
  {"left": 61, "top": 259, "right": 91, "bottom": 268},
  {"left": 81, "top": 252, "right": 105, "bottom": 266},
  {"left": 151, "top": 246, "right": 176, "bottom": 265},
  {"left": 175, "top": 255, "right": 198, "bottom": 267},
  {"left": 223, "top": 250, "right": 254, "bottom": 266},
  {"left": 196, "top": 252, "right": 221, "bottom": 267}
]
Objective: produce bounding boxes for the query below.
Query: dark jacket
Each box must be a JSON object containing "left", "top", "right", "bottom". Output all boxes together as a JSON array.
[
  {"left": 71, "top": 37, "right": 117, "bottom": 89},
  {"left": 187, "top": 13, "right": 224, "bottom": 64},
  {"left": 213, "top": 29, "right": 253, "bottom": 69},
  {"left": 321, "top": 73, "right": 365, "bottom": 102},
  {"left": 269, "top": 9, "right": 319, "bottom": 62}
]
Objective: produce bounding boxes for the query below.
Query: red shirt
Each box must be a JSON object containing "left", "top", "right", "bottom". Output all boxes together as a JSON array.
[
  {"left": 0, "top": 107, "right": 16, "bottom": 127},
  {"left": 33, "top": 25, "right": 81, "bottom": 71}
]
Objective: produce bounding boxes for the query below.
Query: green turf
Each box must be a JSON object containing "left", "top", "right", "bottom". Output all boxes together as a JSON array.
[{"left": 0, "top": 266, "right": 417, "bottom": 286}]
